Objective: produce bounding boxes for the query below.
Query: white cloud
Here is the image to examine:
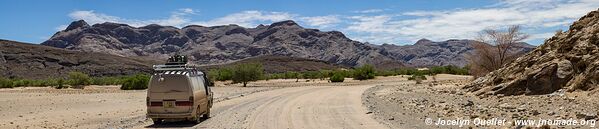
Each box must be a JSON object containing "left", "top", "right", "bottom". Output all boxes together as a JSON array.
[
  {"left": 353, "top": 9, "right": 384, "bottom": 13},
  {"left": 55, "top": 24, "right": 68, "bottom": 31},
  {"left": 192, "top": 11, "right": 294, "bottom": 27},
  {"left": 65, "top": 8, "right": 196, "bottom": 27},
  {"left": 300, "top": 15, "right": 340, "bottom": 28},
  {"left": 346, "top": 0, "right": 599, "bottom": 44},
  {"left": 528, "top": 32, "right": 557, "bottom": 42},
  {"left": 179, "top": 8, "right": 196, "bottom": 14}
]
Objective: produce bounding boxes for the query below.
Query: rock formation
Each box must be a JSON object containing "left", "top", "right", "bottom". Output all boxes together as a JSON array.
[{"left": 465, "top": 9, "right": 599, "bottom": 96}]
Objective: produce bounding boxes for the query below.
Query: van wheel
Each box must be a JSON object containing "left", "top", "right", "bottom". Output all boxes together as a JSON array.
[
  {"left": 194, "top": 107, "right": 202, "bottom": 123},
  {"left": 152, "top": 118, "right": 163, "bottom": 124},
  {"left": 202, "top": 109, "right": 210, "bottom": 119}
]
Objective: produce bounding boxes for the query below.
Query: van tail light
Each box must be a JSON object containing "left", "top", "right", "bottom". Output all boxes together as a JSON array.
[
  {"left": 175, "top": 96, "right": 194, "bottom": 106},
  {"left": 176, "top": 101, "right": 192, "bottom": 106}
]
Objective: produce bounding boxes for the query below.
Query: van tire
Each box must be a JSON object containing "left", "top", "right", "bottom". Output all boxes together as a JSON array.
[
  {"left": 152, "top": 118, "right": 163, "bottom": 124},
  {"left": 193, "top": 107, "right": 202, "bottom": 123},
  {"left": 203, "top": 109, "right": 210, "bottom": 119}
]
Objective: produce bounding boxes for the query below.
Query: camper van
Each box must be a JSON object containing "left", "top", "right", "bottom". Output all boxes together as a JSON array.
[{"left": 146, "top": 63, "right": 213, "bottom": 124}]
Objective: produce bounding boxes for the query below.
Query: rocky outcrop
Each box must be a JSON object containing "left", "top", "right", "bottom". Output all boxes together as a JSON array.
[{"left": 465, "top": 9, "right": 599, "bottom": 96}]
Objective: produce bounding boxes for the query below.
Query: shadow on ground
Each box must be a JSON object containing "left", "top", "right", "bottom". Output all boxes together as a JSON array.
[{"left": 144, "top": 118, "right": 209, "bottom": 128}]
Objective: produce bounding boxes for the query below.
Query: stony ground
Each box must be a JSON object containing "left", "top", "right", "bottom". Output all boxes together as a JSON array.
[{"left": 363, "top": 74, "right": 599, "bottom": 129}]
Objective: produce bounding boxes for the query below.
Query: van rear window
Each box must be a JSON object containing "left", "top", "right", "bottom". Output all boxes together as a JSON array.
[{"left": 148, "top": 74, "right": 190, "bottom": 93}]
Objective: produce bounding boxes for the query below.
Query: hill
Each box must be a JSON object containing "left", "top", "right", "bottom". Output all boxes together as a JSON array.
[{"left": 0, "top": 39, "right": 158, "bottom": 79}]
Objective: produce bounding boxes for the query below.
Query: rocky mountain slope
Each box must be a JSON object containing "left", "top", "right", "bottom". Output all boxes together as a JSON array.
[
  {"left": 42, "top": 20, "right": 535, "bottom": 68},
  {"left": 42, "top": 20, "right": 402, "bottom": 68},
  {"left": 379, "top": 39, "right": 535, "bottom": 67},
  {"left": 465, "top": 9, "right": 599, "bottom": 96},
  {"left": 0, "top": 39, "right": 158, "bottom": 79},
  {"left": 0, "top": 39, "right": 347, "bottom": 79}
]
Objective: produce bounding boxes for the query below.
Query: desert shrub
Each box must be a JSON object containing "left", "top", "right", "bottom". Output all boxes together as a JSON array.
[
  {"left": 208, "top": 68, "right": 233, "bottom": 81},
  {"left": 375, "top": 70, "right": 396, "bottom": 77},
  {"left": 352, "top": 65, "right": 376, "bottom": 80},
  {"left": 0, "top": 78, "right": 14, "bottom": 88},
  {"left": 90, "top": 77, "right": 122, "bottom": 85},
  {"left": 55, "top": 79, "right": 66, "bottom": 89},
  {"left": 284, "top": 71, "right": 300, "bottom": 79},
  {"left": 430, "top": 65, "right": 469, "bottom": 75},
  {"left": 301, "top": 71, "right": 322, "bottom": 79},
  {"left": 319, "top": 70, "right": 333, "bottom": 79},
  {"left": 68, "top": 71, "right": 90, "bottom": 88},
  {"left": 232, "top": 63, "right": 264, "bottom": 87},
  {"left": 120, "top": 74, "right": 150, "bottom": 90},
  {"left": 329, "top": 73, "right": 345, "bottom": 82},
  {"left": 11, "top": 79, "right": 30, "bottom": 87}
]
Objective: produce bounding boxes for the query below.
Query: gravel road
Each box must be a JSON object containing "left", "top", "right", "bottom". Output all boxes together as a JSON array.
[{"left": 186, "top": 85, "right": 388, "bottom": 129}]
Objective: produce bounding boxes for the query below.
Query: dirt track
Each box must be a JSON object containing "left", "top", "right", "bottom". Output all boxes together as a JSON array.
[{"left": 189, "top": 85, "right": 387, "bottom": 129}]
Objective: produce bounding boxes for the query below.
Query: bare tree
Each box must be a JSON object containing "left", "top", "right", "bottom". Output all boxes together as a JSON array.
[{"left": 468, "top": 25, "right": 529, "bottom": 77}]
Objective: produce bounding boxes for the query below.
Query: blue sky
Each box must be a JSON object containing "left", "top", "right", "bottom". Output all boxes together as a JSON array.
[{"left": 1, "top": 0, "right": 598, "bottom": 45}]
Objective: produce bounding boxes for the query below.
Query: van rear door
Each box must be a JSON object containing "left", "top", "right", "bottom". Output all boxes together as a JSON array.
[{"left": 148, "top": 74, "right": 193, "bottom": 114}]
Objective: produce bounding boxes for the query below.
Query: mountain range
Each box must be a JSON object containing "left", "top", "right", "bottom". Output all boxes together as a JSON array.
[
  {"left": 0, "top": 39, "right": 157, "bottom": 79},
  {"left": 42, "top": 20, "right": 536, "bottom": 68}
]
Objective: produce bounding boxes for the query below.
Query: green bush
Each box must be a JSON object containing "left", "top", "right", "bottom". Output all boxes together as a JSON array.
[
  {"left": 0, "top": 78, "right": 14, "bottom": 88},
  {"left": 232, "top": 63, "right": 264, "bottom": 87},
  {"left": 329, "top": 73, "right": 345, "bottom": 82},
  {"left": 55, "top": 79, "right": 66, "bottom": 89},
  {"left": 208, "top": 68, "right": 233, "bottom": 81},
  {"left": 120, "top": 74, "right": 150, "bottom": 90},
  {"left": 352, "top": 65, "right": 376, "bottom": 80},
  {"left": 301, "top": 71, "right": 322, "bottom": 79},
  {"left": 68, "top": 71, "right": 90, "bottom": 88},
  {"left": 90, "top": 77, "right": 122, "bottom": 85}
]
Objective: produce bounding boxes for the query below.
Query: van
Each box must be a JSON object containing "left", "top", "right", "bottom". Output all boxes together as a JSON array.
[{"left": 146, "top": 64, "right": 213, "bottom": 124}]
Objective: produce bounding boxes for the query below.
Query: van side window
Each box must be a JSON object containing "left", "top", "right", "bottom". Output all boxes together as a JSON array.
[
  {"left": 197, "top": 76, "right": 208, "bottom": 95},
  {"left": 194, "top": 76, "right": 204, "bottom": 92}
]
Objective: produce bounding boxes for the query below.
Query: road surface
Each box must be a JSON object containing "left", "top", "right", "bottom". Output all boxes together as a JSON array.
[{"left": 146, "top": 85, "right": 388, "bottom": 129}]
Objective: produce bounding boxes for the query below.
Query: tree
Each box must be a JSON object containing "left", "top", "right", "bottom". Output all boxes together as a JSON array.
[
  {"left": 468, "top": 25, "right": 529, "bottom": 77},
  {"left": 232, "top": 63, "right": 264, "bottom": 87},
  {"left": 68, "top": 71, "right": 90, "bottom": 89}
]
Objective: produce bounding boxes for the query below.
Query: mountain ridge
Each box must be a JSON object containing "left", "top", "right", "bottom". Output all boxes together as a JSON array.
[{"left": 42, "top": 20, "right": 535, "bottom": 68}]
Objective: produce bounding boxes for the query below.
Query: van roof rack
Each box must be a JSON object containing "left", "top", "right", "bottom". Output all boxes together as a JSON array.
[{"left": 153, "top": 64, "right": 199, "bottom": 71}]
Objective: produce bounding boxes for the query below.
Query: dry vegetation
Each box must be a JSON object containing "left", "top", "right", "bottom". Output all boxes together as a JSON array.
[{"left": 467, "top": 25, "right": 529, "bottom": 77}]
